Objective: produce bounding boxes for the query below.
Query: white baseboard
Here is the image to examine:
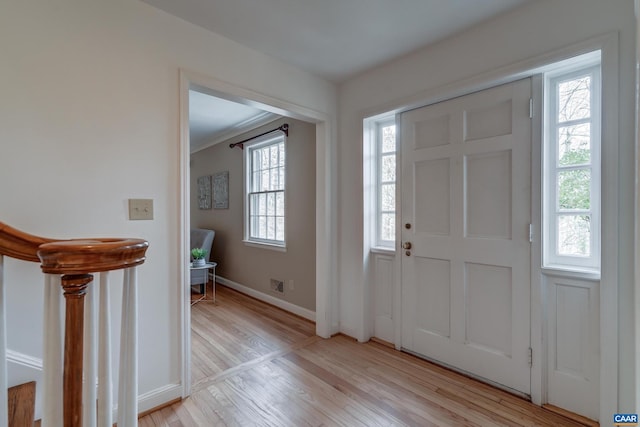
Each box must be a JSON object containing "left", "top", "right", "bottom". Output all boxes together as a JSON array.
[
  {"left": 6, "top": 347, "right": 182, "bottom": 421},
  {"left": 217, "top": 276, "right": 316, "bottom": 322},
  {"left": 137, "top": 382, "right": 183, "bottom": 415}
]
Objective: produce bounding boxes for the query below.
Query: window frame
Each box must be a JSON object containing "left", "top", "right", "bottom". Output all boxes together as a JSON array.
[
  {"left": 243, "top": 132, "right": 287, "bottom": 250},
  {"left": 543, "top": 63, "right": 601, "bottom": 272},
  {"left": 375, "top": 119, "right": 397, "bottom": 249}
]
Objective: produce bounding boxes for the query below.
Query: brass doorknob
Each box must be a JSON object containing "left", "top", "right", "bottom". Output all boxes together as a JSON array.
[{"left": 402, "top": 242, "right": 412, "bottom": 250}]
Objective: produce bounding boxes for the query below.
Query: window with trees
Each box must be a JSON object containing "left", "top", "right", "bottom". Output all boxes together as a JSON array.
[
  {"left": 544, "top": 62, "right": 600, "bottom": 271},
  {"left": 376, "top": 120, "right": 397, "bottom": 248},
  {"left": 245, "top": 134, "right": 286, "bottom": 247}
]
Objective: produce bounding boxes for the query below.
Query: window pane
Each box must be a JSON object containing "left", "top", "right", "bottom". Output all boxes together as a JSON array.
[
  {"left": 380, "top": 213, "right": 395, "bottom": 242},
  {"left": 261, "top": 148, "right": 269, "bottom": 169},
  {"left": 258, "top": 216, "right": 267, "bottom": 239},
  {"left": 249, "top": 194, "right": 258, "bottom": 216},
  {"left": 558, "top": 169, "right": 590, "bottom": 210},
  {"left": 252, "top": 150, "right": 261, "bottom": 172},
  {"left": 258, "top": 193, "right": 266, "bottom": 215},
  {"left": 269, "top": 167, "right": 278, "bottom": 189},
  {"left": 279, "top": 143, "right": 285, "bottom": 166},
  {"left": 249, "top": 172, "right": 260, "bottom": 192},
  {"left": 276, "top": 217, "right": 285, "bottom": 241},
  {"left": 278, "top": 168, "right": 285, "bottom": 190},
  {"left": 559, "top": 124, "right": 590, "bottom": 166},
  {"left": 381, "top": 154, "right": 396, "bottom": 182},
  {"left": 381, "top": 183, "right": 395, "bottom": 211},
  {"left": 267, "top": 192, "right": 275, "bottom": 216},
  {"left": 382, "top": 125, "right": 396, "bottom": 153},
  {"left": 276, "top": 191, "right": 284, "bottom": 216},
  {"left": 260, "top": 170, "right": 269, "bottom": 191},
  {"left": 557, "top": 214, "right": 591, "bottom": 256},
  {"left": 266, "top": 216, "right": 275, "bottom": 240},
  {"left": 558, "top": 75, "right": 591, "bottom": 122},
  {"left": 251, "top": 215, "right": 258, "bottom": 238},
  {"left": 269, "top": 145, "right": 277, "bottom": 168}
]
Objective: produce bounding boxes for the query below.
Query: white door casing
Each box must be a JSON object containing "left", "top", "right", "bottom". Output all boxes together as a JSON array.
[{"left": 401, "top": 78, "right": 532, "bottom": 395}]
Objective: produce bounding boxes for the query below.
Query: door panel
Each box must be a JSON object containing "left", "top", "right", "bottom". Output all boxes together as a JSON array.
[
  {"left": 414, "top": 159, "right": 450, "bottom": 235},
  {"left": 401, "top": 78, "right": 532, "bottom": 395}
]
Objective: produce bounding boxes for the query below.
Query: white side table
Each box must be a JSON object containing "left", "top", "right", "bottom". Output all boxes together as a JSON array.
[{"left": 189, "top": 262, "right": 217, "bottom": 304}]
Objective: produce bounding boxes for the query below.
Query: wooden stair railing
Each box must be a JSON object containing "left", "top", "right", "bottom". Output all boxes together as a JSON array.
[{"left": 0, "top": 222, "right": 148, "bottom": 427}]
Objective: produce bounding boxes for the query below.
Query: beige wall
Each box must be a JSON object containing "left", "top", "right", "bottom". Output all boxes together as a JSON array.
[{"left": 190, "top": 117, "right": 316, "bottom": 311}]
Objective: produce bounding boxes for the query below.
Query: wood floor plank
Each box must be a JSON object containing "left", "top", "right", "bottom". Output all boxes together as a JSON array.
[
  {"left": 8, "top": 381, "right": 35, "bottom": 427},
  {"left": 294, "top": 338, "right": 524, "bottom": 426},
  {"left": 140, "top": 284, "right": 596, "bottom": 427},
  {"left": 289, "top": 344, "right": 490, "bottom": 427}
]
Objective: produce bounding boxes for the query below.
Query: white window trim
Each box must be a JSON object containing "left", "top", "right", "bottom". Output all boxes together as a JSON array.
[
  {"left": 543, "top": 61, "right": 601, "bottom": 273},
  {"left": 243, "top": 132, "right": 287, "bottom": 250}
]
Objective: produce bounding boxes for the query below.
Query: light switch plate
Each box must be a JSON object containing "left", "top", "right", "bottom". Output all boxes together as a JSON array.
[{"left": 128, "top": 199, "right": 154, "bottom": 220}]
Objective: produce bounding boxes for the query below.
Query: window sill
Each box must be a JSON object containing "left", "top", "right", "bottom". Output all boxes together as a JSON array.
[
  {"left": 242, "top": 240, "right": 287, "bottom": 253},
  {"left": 541, "top": 266, "right": 600, "bottom": 282},
  {"left": 370, "top": 246, "right": 396, "bottom": 256}
]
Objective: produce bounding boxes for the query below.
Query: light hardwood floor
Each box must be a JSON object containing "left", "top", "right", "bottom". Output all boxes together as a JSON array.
[{"left": 141, "top": 284, "right": 592, "bottom": 426}]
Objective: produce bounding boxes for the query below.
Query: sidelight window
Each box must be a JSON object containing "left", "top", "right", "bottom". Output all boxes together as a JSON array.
[
  {"left": 376, "top": 120, "right": 397, "bottom": 248},
  {"left": 544, "top": 62, "right": 600, "bottom": 271}
]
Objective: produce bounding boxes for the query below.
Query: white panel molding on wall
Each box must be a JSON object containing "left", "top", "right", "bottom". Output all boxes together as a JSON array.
[
  {"left": 7, "top": 349, "right": 43, "bottom": 373},
  {"left": 545, "top": 275, "right": 600, "bottom": 420},
  {"left": 372, "top": 253, "right": 395, "bottom": 343}
]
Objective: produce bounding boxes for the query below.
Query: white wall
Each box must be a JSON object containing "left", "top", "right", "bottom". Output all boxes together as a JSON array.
[
  {"left": 0, "top": 0, "right": 336, "bottom": 411},
  {"left": 338, "top": 0, "right": 636, "bottom": 411}
]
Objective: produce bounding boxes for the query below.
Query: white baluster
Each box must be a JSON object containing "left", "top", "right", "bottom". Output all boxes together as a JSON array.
[
  {"left": 118, "top": 267, "right": 138, "bottom": 427},
  {"left": 83, "top": 278, "right": 97, "bottom": 427},
  {"left": 42, "top": 274, "right": 63, "bottom": 427},
  {"left": 0, "top": 256, "right": 7, "bottom": 427},
  {"left": 97, "top": 272, "right": 113, "bottom": 427}
]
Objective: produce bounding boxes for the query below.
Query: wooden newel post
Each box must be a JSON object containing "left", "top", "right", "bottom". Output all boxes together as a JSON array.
[{"left": 61, "top": 273, "right": 92, "bottom": 427}]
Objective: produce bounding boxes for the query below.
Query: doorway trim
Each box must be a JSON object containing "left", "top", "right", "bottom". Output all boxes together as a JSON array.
[{"left": 178, "top": 69, "right": 336, "bottom": 397}]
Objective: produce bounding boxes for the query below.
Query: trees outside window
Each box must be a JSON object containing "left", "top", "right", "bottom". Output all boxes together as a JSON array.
[
  {"left": 545, "top": 64, "right": 600, "bottom": 271},
  {"left": 245, "top": 135, "right": 286, "bottom": 247},
  {"left": 377, "top": 121, "right": 397, "bottom": 248}
]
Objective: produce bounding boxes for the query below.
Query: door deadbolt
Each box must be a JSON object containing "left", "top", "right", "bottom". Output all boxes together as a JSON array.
[{"left": 402, "top": 242, "right": 412, "bottom": 250}]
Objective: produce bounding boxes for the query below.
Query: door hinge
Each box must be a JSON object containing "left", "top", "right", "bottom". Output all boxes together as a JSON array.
[
  {"left": 529, "top": 224, "right": 533, "bottom": 243},
  {"left": 529, "top": 98, "right": 533, "bottom": 119},
  {"left": 528, "top": 347, "right": 533, "bottom": 366}
]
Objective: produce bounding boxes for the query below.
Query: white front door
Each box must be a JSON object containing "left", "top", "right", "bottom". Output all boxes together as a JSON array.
[{"left": 401, "top": 78, "right": 532, "bottom": 395}]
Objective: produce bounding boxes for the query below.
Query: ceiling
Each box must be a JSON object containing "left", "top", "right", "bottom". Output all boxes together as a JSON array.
[
  {"left": 164, "top": 0, "right": 531, "bottom": 151},
  {"left": 189, "top": 90, "right": 278, "bottom": 152},
  {"left": 143, "top": 0, "right": 530, "bottom": 83}
]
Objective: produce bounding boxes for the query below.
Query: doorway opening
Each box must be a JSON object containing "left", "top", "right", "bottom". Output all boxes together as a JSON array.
[{"left": 179, "top": 70, "right": 335, "bottom": 397}]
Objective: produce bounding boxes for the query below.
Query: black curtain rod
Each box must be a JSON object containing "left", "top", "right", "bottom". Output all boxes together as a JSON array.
[{"left": 229, "top": 123, "right": 289, "bottom": 150}]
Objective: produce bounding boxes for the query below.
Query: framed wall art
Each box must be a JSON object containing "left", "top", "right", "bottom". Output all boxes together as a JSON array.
[
  {"left": 213, "top": 171, "right": 229, "bottom": 209},
  {"left": 197, "top": 175, "right": 212, "bottom": 210}
]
